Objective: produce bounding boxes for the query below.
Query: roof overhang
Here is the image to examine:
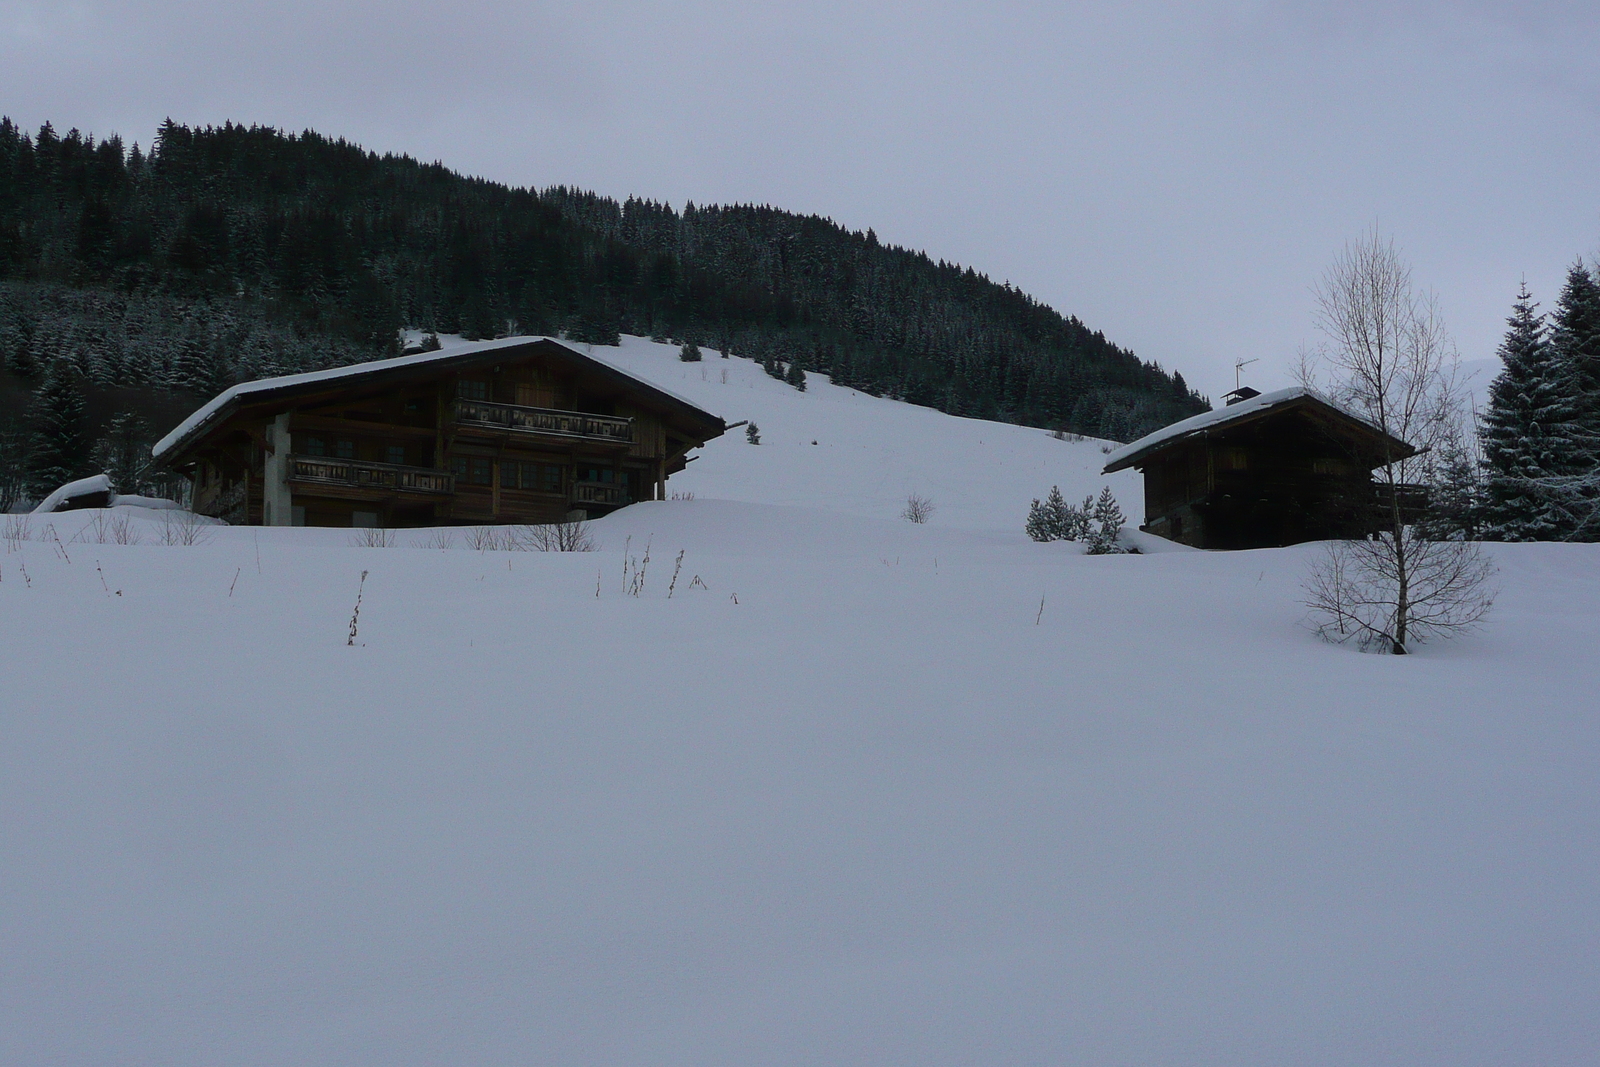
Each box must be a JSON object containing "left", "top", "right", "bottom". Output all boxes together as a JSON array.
[
  {"left": 1101, "top": 387, "right": 1415, "bottom": 474},
  {"left": 153, "top": 337, "right": 726, "bottom": 466}
]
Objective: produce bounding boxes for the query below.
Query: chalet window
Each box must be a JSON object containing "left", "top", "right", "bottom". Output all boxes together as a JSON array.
[
  {"left": 507, "top": 461, "right": 563, "bottom": 492},
  {"left": 457, "top": 380, "right": 489, "bottom": 401},
  {"left": 577, "top": 465, "right": 615, "bottom": 484},
  {"left": 385, "top": 445, "right": 406, "bottom": 466},
  {"left": 447, "top": 456, "right": 492, "bottom": 486},
  {"left": 304, "top": 436, "right": 326, "bottom": 457},
  {"left": 335, "top": 439, "right": 356, "bottom": 459}
]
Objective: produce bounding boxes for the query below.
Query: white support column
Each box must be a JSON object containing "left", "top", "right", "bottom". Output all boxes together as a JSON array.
[{"left": 262, "top": 412, "right": 292, "bottom": 526}]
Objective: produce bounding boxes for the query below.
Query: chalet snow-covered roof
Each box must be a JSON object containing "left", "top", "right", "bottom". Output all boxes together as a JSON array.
[
  {"left": 152, "top": 336, "right": 724, "bottom": 463},
  {"left": 1100, "top": 386, "right": 1412, "bottom": 473}
]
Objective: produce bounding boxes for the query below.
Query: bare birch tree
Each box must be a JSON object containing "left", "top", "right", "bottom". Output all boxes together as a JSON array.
[{"left": 1301, "top": 232, "right": 1495, "bottom": 653}]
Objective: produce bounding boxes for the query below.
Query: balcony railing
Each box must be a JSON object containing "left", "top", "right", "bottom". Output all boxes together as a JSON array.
[
  {"left": 572, "top": 482, "right": 628, "bottom": 506},
  {"left": 287, "top": 455, "right": 454, "bottom": 495},
  {"left": 451, "top": 399, "right": 633, "bottom": 443}
]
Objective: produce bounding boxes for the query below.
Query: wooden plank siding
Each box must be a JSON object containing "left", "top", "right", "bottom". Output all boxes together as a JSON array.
[{"left": 165, "top": 338, "right": 724, "bottom": 529}]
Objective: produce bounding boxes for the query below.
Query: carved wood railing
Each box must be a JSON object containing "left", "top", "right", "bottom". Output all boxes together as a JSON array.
[
  {"left": 571, "top": 482, "right": 628, "bottom": 506},
  {"left": 451, "top": 399, "right": 633, "bottom": 443},
  {"left": 287, "top": 456, "right": 454, "bottom": 495}
]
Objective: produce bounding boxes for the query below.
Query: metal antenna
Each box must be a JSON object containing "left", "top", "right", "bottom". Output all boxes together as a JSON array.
[{"left": 1234, "top": 357, "right": 1259, "bottom": 391}]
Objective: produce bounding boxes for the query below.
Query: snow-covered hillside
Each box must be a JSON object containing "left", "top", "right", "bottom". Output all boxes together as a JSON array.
[{"left": 4, "top": 339, "right": 1598, "bottom": 1066}]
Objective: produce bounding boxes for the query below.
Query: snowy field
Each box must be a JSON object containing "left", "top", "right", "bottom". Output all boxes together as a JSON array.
[{"left": 3, "top": 338, "right": 1598, "bottom": 1066}]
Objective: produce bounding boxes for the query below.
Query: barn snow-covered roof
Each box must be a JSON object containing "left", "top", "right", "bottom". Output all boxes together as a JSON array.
[{"left": 1100, "top": 386, "right": 1409, "bottom": 473}]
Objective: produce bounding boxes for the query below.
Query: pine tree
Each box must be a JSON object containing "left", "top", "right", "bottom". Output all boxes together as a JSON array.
[
  {"left": 1479, "top": 282, "right": 1585, "bottom": 540},
  {"left": 0, "top": 416, "right": 30, "bottom": 513},
  {"left": 785, "top": 358, "right": 806, "bottom": 391},
  {"left": 1086, "top": 486, "right": 1126, "bottom": 554},
  {"left": 1025, "top": 486, "right": 1067, "bottom": 541},
  {"left": 679, "top": 341, "right": 702, "bottom": 362},
  {"left": 25, "top": 359, "right": 89, "bottom": 499},
  {"left": 1548, "top": 261, "right": 1600, "bottom": 477},
  {"left": 745, "top": 422, "right": 760, "bottom": 445},
  {"left": 1420, "top": 434, "right": 1482, "bottom": 541},
  {"left": 92, "top": 411, "right": 155, "bottom": 495}
]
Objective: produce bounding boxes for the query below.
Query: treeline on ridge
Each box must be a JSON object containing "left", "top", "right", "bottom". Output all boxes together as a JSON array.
[{"left": 0, "top": 118, "right": 1209, "bottom": 505}]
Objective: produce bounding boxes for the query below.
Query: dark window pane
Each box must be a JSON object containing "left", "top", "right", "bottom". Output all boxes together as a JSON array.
[
  {"left": 386, "top": 446, "right": 406, "bottom": 466},
  {"left": 305, "top": 437, "right": 325, "bottom": 456},
  {"left": 471, "top": 458, "right": 492, "bottom": 485},
  {"left": 335, "top": 439, "right": 355, "bottom": 459},
  {"left": 457, "top": 380, "right": 488, "bottom": 401},
  {"left": 450, "top": 457, "right": 469, "bottom": 478}
]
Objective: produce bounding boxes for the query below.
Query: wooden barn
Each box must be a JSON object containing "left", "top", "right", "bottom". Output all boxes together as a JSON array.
[
  {"left": 1101, "top": 387, "right": 1416, "bottom": 550},
  {"left": 151, "top": 337, "right": 726, "bottom": 527}
]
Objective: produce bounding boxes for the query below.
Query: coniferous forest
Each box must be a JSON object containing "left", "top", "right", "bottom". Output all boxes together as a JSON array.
[{"left": 0, "top": 118, "right": 1210, "bottom": 507}]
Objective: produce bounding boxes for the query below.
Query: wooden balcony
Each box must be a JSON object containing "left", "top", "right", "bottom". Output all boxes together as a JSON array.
[
  {"left": 287, "top": 455, "right": 454, "bottom": 495},
  {"left": 572, "top": 482, "right": 629, "bottom": 507},
  {"left": 451, "top": 399, "right": 633, "bottom": 444}
]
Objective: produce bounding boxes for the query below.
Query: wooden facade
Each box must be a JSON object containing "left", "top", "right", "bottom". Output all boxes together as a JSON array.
[
  {"left": 152, "top": 337, "right": 725, "bottom": 527},
  {"left": 1102, "top": 389, "right": 1416, "bottom": 550}
]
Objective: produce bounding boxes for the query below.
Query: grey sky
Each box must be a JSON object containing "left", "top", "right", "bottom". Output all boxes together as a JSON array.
[{"left": 3, "top": 0, "right": 1596, "bottom": 398}]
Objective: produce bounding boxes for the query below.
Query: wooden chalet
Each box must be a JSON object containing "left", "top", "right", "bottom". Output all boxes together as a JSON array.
[
  {"left": 1101, "top": 387, "right": 1416, "bottom": 549},
  {"left": 151, "top": 337, "right": 726, "bottom": 527}
]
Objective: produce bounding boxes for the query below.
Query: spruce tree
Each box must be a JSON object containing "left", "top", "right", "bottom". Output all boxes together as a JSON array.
[
  {"left": 1479, "top": 282, "right": 1583, "bottom": 540},
  {"left": 679, "top": 341, "right": 702, "bottom": 362},
  {"left": 785, "top": 358, "right": 806, "bottom": 391},
  {"left": 1549, "top": 261, "right": 1600, "bottom": 464},
  {"left": 92, "top": 411, "right": 155, "bottom": 495},
  {"left": 0, "top": 416, "right": 30, "bottom": 513},
  {"left": 1086, "top": 486, "right": 1126, "bottom": 554},
  {"left": 1026, "top": 486, "right": 1069, "bottom": 541},
  {"left": 25, "top": 359, "right": 89, "bottom": 499}
]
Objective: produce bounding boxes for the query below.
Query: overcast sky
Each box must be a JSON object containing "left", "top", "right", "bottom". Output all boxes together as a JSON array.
[{"left": 3, "top": 0, "right": 1596, "bottom": 398}]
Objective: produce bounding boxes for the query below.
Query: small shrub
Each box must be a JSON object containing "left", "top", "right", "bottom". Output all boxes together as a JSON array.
[
  {"left": 159, "top": 510, "right": 211, "bottom": 546},
  {"left": 746, "top": 423, "right": 761, "bottom": 445},
  {"left": 902, "top": 493, "right": 935, "bottom": 524},
  {"left": 350, "top": 527, "right": 396, "bottom": 548},
  {"left": 3, "top": 514, "right": 32, "bottom": 551},
  {"left": 522, "top": 520, "right": 596, "bottom": 552},
  {"left": 418, "top": 529, "right": 455, "bottom": 550}
]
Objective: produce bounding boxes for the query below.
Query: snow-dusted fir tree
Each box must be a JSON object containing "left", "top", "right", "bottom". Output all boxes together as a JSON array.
[
  {"left": 1546, "top": 262, "right": 1600, "bottom": 537},
  {"left": 1085, "top": 486, "right": 1126, "bottom": 554},
  {"left": 1026, "top": 486, "right": 1069, "bottom": 541},
  {"left": 1025, "top": 487, "right": 1096, "bottom": 543},
  {"left": 92, "top": 412, "right": 156, "bottom": 496},
  {"left": 785, "top": 359, "right": 807, "bottom": 391},
  {"left": 679, "top": 341, "right": 702, "bottom": 362},
  {"left": 25, "top": 358, "right": 88, "bottom": 499},
  {"left": 0, "top": 416, "right": 29, "bottom": 512},
  {"left": 1549, "top": 261, "right": 1600, "bottom": 434},
  {"left": 1478, "top": 282, "right": 1584, "bottom": 540}
]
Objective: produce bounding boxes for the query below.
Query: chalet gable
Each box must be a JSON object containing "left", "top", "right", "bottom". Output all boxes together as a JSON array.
[{"left": 151, "top": 337, "right": 726, "bottom": 528}]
